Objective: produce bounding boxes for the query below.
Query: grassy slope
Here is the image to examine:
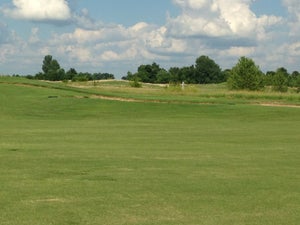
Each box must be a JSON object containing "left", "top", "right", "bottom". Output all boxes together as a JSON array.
[{"left": 0, "top": 78, "right": 300, "bottom": 225}]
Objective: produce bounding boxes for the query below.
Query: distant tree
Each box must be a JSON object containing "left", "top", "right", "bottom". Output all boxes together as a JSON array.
[
  {"left": 156, "top": 69, "right": 170, "bottom": 84},
  {"left": 72, "top": 72, "right": 93, "bottom": 82},
  {"left": 179, "top": 66, "right": 195, "bottom": 84},
  {"left": 296, "top": 75, "right": 300, "bottom": 93},
  {"left": 42, "top": 55, "right": 53, "bottom": 75},
  {"left": 195, "top": 55, "right": 223, "bottom": 84},
  {"left": 168, "top": 66, "right": 196, "bottom": 84},
  {"left": 222, "top": 69, "right": 231, "bottom": 82},
  {"left": 65, "top": 68, "right": 77, "bottom": 80},
  {"left": 130, "top": 74, "right": 142, "bottom": 88},
  {"left": 272, "top": 67, "right": 288, "bottom": 92},
  {"left": 35, "top": 72, "right": 45, "bottom": 80},
  {"left": 133, "top": 62, "right": 166, "bottom": 83},
  {"left": 40, "top": 55, "right": 64, "bottom": 81},
  {"left": 47, "top": 59, "right": 62, "bottom": 81},
  {"left": 289, "top": 71, "right": 300, "bottom": 87},
  {"left": 265, "top": 71, "right": 276, "bottom": 86},
  {"left": 97, "top": 73, "right": 115, "bottom": 80},
  {"left": 169, "top": 67, "right": 181, "bottom": 83},
  {"left": 122, "top": 71, "right": 134, "bottom": 81},
  {"left": 228, "top": 56, "right": 264, "bottom": 90}
]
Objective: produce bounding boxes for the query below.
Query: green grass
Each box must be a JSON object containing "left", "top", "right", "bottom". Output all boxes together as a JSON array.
[{"left": 0, "top": 77, "right": 300, "bottom": 225}]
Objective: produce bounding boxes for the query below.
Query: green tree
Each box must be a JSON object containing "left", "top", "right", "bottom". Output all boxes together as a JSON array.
[
  {"left": 296, "top": 75, "right": 300, "bottom": 93},
  {"left": 228, "top": 56, "right": 264, "bottom": 90},
  {"left": 65, "top": 68, "right": 77, "bottom": 80},
  {"left": 135, "top": 62, "right": 165, "bottom": 83},
  {"left": 195, "top": 55, "right": 223, "bottom": 84},
  {"left": 156, "top": 69, "right": 170, "bottom": 84},
  {"left": 41, "top": 55, "right": 64, "bottom": 81},
  {"left": 47, "top": 59, "right": 62, "bottom": 81},
  {"left": 169, "top": 67, "right": 181, "bottom": 83},
  {"left": 265, "top": 71, "right": 276, "bottom": 86},
  {"left": 42, "top": 55, "right": 53, "bottom": 75},
  {"left": 289, "top": 71, "right": 300, "bottom": 87},
  {"left": 272, "top": 67, "right": 288, "bottom": 92},
  {"left": 180, "top": 66, "right": 195, "bottom": 84}
]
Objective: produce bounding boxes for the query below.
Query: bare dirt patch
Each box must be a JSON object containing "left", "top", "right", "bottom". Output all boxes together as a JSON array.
[{"left": 259, "top": 103, "right": 300, "bottom": 108}]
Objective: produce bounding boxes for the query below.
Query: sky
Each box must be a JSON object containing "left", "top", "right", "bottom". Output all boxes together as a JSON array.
[{"left": 0, "top": 0, "right": 299, "bottom": 78}]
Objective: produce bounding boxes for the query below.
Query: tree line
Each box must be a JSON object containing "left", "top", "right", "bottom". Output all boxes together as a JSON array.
[
  {"left": 122, "top": 56, "right": 300, "bottom": 92},
  {"left": 27, "top": 55, "right": 114, "bottom": 81},
  {"left": 24, "top": 54, "right": 300, "bottom": 92}
]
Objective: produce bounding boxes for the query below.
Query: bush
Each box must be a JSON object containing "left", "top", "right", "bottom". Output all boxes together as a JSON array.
[{"left": 130, "top": 77, "right": 142, "bottom": 88}]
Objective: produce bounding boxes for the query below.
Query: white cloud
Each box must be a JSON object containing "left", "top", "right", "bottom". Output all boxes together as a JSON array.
[
  {"left": 2, "top": 0, "right": 71, "bottom": 21},
  {"left": 282, "top": 0, "right": 300, "bottom": 37},
  {"left": 1, "top": 0, "right": 299, "bottom": 76},
  {"left": 168, "top": 0, "right": 282, "bottom": 42},
  {"left": 220, "top": 46, "right": 255, "bottom": 57}
]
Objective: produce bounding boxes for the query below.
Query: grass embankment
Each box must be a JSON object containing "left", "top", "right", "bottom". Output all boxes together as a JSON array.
[{"left": 0, "top": 77, "right": 299, "bottom": 225}]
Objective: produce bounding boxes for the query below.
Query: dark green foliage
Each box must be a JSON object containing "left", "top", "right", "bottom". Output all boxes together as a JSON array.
[
  {"left": 178, "top": 66, "right": 195, "bottom": 84},
  {"left": 272, "top": 68, "right": 288, "bottom": 92},
  {"left": 156, "top": 69, "right": 170, "bottom": 84},
  {"left": 122, "top": 71, "right": 134, "bottom": 80},
  {"left": 34, "top": 55, "right": 115, "bottom": 82},
  {"left": 65, "top": 68, "right": 78, "bottom": 80},
  {"left": 92, "top": 72, "right": 114, "bottom": 80},
  {"left": 228, "top": 57, "right": 264, "bottom": 91},
  {"left": 137, "top": 62, "right": 162, "bottom": 83},
  {"left": 195, "top": 55, "right": 224, "bottom": 84},
  {"left": 129, "top": 75, "right": 142, "bottom": 88},
  {"left": 296, "top": 75, "right": 300, "bottom": 93},
  {"left": 42, "top": 55, "right": 53, "bottom": 74},
  {"left": 40, "top": 55, "right": 65, "bottom": 81},
  {"left": 265, "top": 71, "right": 276, "bottom": 86},
  {"left": 71, "top": 72, "right": 90, "bottom": 82},
  {"left": 289, "top": 71, "right": 300, "bottom": 87}
]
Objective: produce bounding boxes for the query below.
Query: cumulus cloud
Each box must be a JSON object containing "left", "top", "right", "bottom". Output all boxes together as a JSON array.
[
  {"left": 282, "top": 0, "right": 300, "bottom": 37},
  {"left": 1, "top": 0, "right": 298, "bottom": 76},
  {"left": 2, "top": 0, "right": 71, "bottom": 22},
  {"left": 168, "top": 0, "right": 282, "bottom": 42}
]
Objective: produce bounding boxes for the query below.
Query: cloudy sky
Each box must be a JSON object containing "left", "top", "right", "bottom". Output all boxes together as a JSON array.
[{"left": 0, "top": 0, "right": 299, "bottom": 77}]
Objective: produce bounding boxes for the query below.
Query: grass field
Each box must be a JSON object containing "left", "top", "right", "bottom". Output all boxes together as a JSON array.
[{"left": 0, "top": 77, "right": 300, "bottom": 225}]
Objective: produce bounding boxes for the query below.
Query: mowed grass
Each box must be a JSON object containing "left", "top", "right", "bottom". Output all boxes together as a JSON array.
[{"left": 0, "top": 78, "right": 300, "bottom": 225}]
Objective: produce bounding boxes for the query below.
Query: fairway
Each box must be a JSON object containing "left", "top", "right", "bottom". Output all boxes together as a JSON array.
[{"left": 0, "top": 78, "right": 300, "bottom": 225}]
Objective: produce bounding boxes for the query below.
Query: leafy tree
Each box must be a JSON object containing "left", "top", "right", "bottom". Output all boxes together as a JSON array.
[
  {"left": 195, "top": 55, "right": 223, "bottom": 84},
  {"left": 272, "top": 67, "right": 288, "bottom": 92},
  {"left": 47, "top": 59, "right": 63, "bottom": 81},
  {"left": 40, "top": 55, "right": 64, "bottom": 81},
  {"left": 35, "top": 72, "right": 45, "bottom": 80},
  {"left": 42, "top": 55, "right": 53, "bottom": 75},
  {"left": 179, "top": 66, "right": 195, "bottom": 84},
  {"left": 296, "top": 75, "right": 300, "bottom": 93},
  {"left": 289, "top": 71, "right": 300, "bottom": 87},
  {"left": 265, "top": 71, "right": 276, "bottom": 86},
  {"left": 156, "top": 69, "right": 170, "bottom": 84},
  {"left": 221, "top": 69, "right": 231, "bottom": 82},
  {"left": 65, "top": 68, "right": 77, "bottom": 80},
  {"left": 122, "top": 71, "right": 134, "bottom": 81},
  {"left": 169, "top": 67, "right": 181, "bottom": 83},
  {"left": 131, "top": 62, "right": 166, "bottom": 83},
  {"left": 228, "top": 56, "right": 264, "bottom": 90}
]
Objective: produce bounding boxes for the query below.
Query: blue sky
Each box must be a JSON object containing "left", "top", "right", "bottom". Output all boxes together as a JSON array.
[{"left": 0, "top": 0, "right": 299, "bottom": 77}]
